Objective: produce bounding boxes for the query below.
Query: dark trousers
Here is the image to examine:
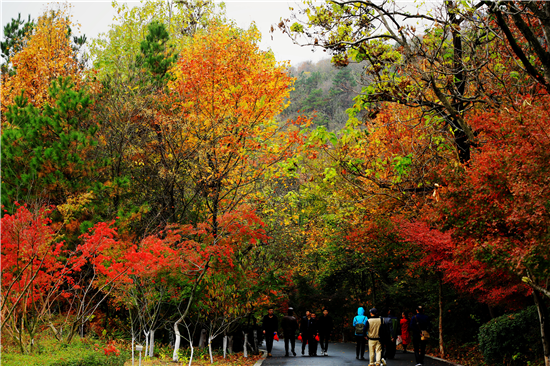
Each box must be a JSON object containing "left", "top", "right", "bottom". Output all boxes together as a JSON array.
[
  {"left": 308, "top": 335, "right": 318, "bottom": 355},
  {"left": 413, "top": 337, "right": 427, "bottom": 364},
  {"left": 265, "top": 334, "right": 274, "bottom": 353},
  {"left": 284, "top": 333, "right": 295, "bottom": 354},
  {"left": 356, "top": 335, "right": 366, "bottom": 358},
  {"left": 301, "top": 333, "right": 309, "bottom": 354},
  {"left": 319, "top": 332, "right": 330, "bottom": 352},
  {"left": 384, "top": 338, "right": 397, "bottom": 359}
]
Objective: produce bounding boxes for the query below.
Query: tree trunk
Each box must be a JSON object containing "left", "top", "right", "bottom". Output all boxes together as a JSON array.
[
  {"left": 208, "top": 336, "right": 214, "bottom": 364},
  {"left": 243, "top": 332, "right": 248, "bottom": 358},
  {"left": 199, "top": 329, "right": 207, "bottom": 348},
  {"left": 438, "top": 273, "right": 445, "bottom": 357},
  {"left": 223, "top": 335, "right": 228, "bottom": 358},
  {"left": 228, "top": 335, "right": 233, "bottom": 354},
  {"left": 188, "top": 344, "right": 194, "bottom": 366},
  {"left": 253, "top": 329, "right": 259, "bottom": 354},
  {"left": 144, "top": 330, "right": 150, "bottom": 357},
  {"left": 172, "top": 258, "right": 209, "bottom": 361},
  {"left": 173, "top": 323, "right": 181, "bottom": 362},
  {"left": 132, "top": 334, "right": 135, "bottom": 366},
  {"left": 533, "top": 290, "right": 550, "bottom": 366},
  {"left": 149, "top": 329, "right": 155, "bottom": 357}
]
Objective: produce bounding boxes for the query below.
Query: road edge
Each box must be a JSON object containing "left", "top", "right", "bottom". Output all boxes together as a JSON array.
[
  {"left": 254, "top": 349, "right": 267, "bottom": 366},
  {"left": 426, "top": 354, "right": 465, "bottom": 366}
]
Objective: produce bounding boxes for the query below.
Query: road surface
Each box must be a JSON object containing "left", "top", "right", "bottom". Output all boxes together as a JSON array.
[{"left": 259, "top": 339, "right": 460, "bottom": 366}]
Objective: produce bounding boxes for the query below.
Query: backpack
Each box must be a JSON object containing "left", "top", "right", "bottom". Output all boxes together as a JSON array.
[
  {"left": 379, "top": 317, "right": 391, "bottom": 341},
  {"left": 355, "top": 321, "right": 365, "bottom": 334}
]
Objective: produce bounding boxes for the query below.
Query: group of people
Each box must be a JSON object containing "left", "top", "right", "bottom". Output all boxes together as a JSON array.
[
  {"left": 261, "top": 307, "right": 333, "bottom": 358},
  {"left": 261, "top": 305, "right": 431, "bottom": 366},
  {"left": 354, "top": 306, "right": 431, "bottom": 366}
]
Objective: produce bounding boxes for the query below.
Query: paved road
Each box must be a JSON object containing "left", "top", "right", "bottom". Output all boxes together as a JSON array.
[{"left": 259, "top": 340, "right": 457, "bottom": 366}]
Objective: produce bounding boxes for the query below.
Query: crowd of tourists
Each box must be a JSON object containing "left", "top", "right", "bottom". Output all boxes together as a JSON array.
[{"left": 261, "top": 305, "right": 431, "bottom": 366}]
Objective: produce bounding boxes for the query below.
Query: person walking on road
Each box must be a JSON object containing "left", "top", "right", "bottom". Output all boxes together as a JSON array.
[
  {"left": 353, "top": 306, "right": 368, "bottom": 360},
  {"left": 317, "top": 308, "right": 333, "bottom": 356},
  {"left": 383, "top": 309, "right": 399, "bottom": 359},
  {"left": 410, "top": 306, "right": 432, "bottom": 366},
  {"left": 400, "top": 312, "right": 411, "bottom": 353},
  {"left": 307, "top": 312, "right": 319, "bottom": 356},
  {"left": 281, "top": 307, "right": 298, "bottom": 357},
  {"left": 365, "top": 308, "right": 386, "bottom": 366},
  {"left": 299, "top": 310, "right": 311, "bottom": 356},
  {"left": 262, "top": 308, "right": 279, "bottom": 358}
]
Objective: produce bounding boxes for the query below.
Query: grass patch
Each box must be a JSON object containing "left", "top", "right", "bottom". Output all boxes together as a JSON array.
[{"left": 1, "top": 337, "right": 128, "bottom": 366}]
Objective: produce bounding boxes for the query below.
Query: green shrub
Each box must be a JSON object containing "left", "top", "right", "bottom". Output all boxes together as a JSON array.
[
  {"left": 1, "top": 339, "right": 129, "bottom": 366},
  {"left": 478, "top": 305, "right": 543, "bottom": 365}
]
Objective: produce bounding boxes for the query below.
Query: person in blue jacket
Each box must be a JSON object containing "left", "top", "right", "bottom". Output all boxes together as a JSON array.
[{"left": 353, "top": 307, "right": 368, "bottom": 360}]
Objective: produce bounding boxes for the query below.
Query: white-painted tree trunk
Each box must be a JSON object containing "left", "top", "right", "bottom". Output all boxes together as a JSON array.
[
  {"left": 172, "top": 322, "right": 181, "bottom": 361},
  {"left": 144, "top": 330, "right": 149, "bottom": 357},
  {"left": 223, "top": 335, "right": 227, "bottom": 358},
  {"left": 208, "top": 336, "right": 214, "bottom": 364},
  {"left": 243, "top": 332, "right": 248, "bottom": 358},
  {"left": 132, "top": 334, "right": 135, "bottom": 366},
  {"left": 148, "top": 329, "right": 155, "bottom": 357},
  {"left": 188, "top": 345, "right": 194, "bottom": 366}
]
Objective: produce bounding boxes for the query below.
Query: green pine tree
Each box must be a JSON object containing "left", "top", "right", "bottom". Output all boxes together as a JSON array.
[
  {"left": 1, "top": 77, "right": 100, "bottom": 212},
  {"left": 135, "top": 20, "right": 177, "bottom": 86}
]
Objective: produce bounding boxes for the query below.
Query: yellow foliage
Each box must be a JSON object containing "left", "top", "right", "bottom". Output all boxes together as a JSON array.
[{"left": 1, "top": 6, "right": 86, "bottom": 127}]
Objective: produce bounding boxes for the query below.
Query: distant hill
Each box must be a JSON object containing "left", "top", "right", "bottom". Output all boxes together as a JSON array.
[{"left": 280, "top": 59, "right": 364, "bottom": 131}]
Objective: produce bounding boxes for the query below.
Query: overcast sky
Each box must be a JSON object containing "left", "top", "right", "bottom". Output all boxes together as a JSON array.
[{"left": 1, "top": 0, "right": 332, "bottom": 66}]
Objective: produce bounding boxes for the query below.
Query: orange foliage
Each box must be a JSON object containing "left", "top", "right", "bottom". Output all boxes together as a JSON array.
[{"left": 167, "top": 25, "right": 296, "bottom": 187}]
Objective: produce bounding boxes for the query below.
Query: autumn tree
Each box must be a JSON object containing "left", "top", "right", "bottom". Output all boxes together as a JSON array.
[
  {"left": 0, "top": 206, "right": 131, "bottom": 352},
  {"left": 166, "top": 23, "right": 302, "bottom": 360},
  {"left": 1, "top": 8, "right": 88, "bottom": 123},
  {"left": 0, "top": 204, "right": 65, "bottom": 353},
  {"left": 425, "top": 96, "right": 550, "bottom": 365},
  {"left": 280, "top": 1, "right": 550, "bottom": 165},
  {"left": 90, "top": 19, "right": 198, "bottom": 235},
  {"left": 89, "top": 0, "right": 224, "bottom": 81}
]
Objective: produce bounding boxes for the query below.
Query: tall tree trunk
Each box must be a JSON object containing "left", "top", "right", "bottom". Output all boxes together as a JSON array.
[
  {"left": 533, "top": 290, "right": 550, "bottom": 366},
  {"left": 438, "top": 273, "right": 445, "bottom": 357}
]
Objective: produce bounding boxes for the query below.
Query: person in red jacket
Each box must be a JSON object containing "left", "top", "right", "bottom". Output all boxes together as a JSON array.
[{"left": 400, "top": 311, "right": 412, "bottom": 353}]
